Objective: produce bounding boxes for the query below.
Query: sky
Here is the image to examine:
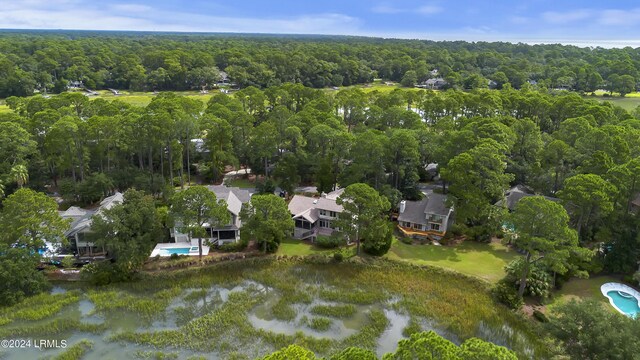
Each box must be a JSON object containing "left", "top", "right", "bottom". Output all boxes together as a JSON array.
[{"left": 2, "top": 0, "right": 640, "bottom": 47}]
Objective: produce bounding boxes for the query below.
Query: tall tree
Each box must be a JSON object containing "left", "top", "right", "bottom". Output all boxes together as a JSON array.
[
  {"left": 336, "top": 183, "right": 391, "bottom": 256},
  {"left": 510, "top": 196, "right": 592, "bottom": 298},
  {"left": 240, "top": 194, "right": 294, "bottom": 253},
  {"left": 91, "top": 189, "right": 163, "bottom": 277},
  {"left": 0, "top": 188, "right": 70, "bottom": 251},
  {"left": 170, "top": 186, "right": 230, "bottom": 260},
  {"left": 558, "top": 174, "right": 617, "bottom": 239}
]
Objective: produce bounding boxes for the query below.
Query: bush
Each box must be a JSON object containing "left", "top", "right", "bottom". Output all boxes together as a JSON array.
[
  {"left": 532, "top": 309, "right": 548, "bottom": 323},
  {"left": 170, "top": 253, "right": 179, "bottom": 260},
  {"left": 333, "top": 252, "right": 344, "bottom": 262},
  {"left": 219, "top": 241, "right": 248, "bottom": 252},
  {"left": 316, "top": 235, "right": 342, "bottom": 249},
  {"left": 81, "top": 261, "right": 132, "bottom": 286},
  {"left": 492, "top": 279, "right": 523, "bottom": 309},
  {"left": 60, "top": 256, "right": 75, "bottom": 269},
  {"left": 399, "top": 236, "right": 413, "bottom": 245}
]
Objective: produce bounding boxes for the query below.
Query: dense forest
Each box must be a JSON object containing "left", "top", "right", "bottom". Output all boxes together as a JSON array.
[
  {"left": 2, "top": 83, "right": 639, "bottom": 275},
  {"left": 1, "top": 32, "right": 640, "bottom": 96}
]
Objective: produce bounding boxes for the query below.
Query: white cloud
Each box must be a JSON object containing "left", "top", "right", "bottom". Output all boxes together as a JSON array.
[
  {"left": 371, "top": 3, "right": 442, "bottom": 16},
  {"left": 110, "top": 4, "right": 153, "bottom": 13},
  {"left": 417, "top": 5, "right": 443, "bottom": 15},
  {"left": 542, "top": 9, "right": 592, "bottom": 24},
  {"left": 370, "top": 5, "right": 404, "bottom": 14},
  {"left": 0, "top": 3, "right": 362, "bottom": 35},
  {"left": 599, "top": 8, "right": 640, "bottom": 26}
]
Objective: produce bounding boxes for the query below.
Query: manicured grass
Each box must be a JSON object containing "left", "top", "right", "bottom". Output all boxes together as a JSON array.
[
  {"left": 226, "top": 178, "right": 256, "bottom": 189},
  {"left": 277, "top": 239, "right": 333, "bottom": 256},
  {"left": 386, "top": 239, "right": 519, "bottom": 283},
  {"left": 546, "top": 275, "right": 621, "bottom": 312},
  {"left": 91, "top": 90, "right": 215, "bottom": 107},
  {"left": 583, "top": 91, "right": 640, "bottom": 111}
]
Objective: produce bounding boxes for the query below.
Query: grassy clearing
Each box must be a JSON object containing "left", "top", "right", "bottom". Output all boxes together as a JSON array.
[
  {"left": 386, "top": 239, "right": 519, "bottom": 283},
  {"left": 87, "top": 287, "right": 182, "bottom": 321},
  {"left": 277, "top": 239, "right": 334, "bottom": 256},
  {"left": 546, "top": 275, "right": 621, "bottom": 312},
  {"left": 225, "top": 177, "right": 256, "bottom": 188}
]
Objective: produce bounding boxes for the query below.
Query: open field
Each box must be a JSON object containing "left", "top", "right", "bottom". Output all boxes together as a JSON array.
[
  {"left": 386, "top": 239, "right": 519, "bottom": 283},
  {"left": 0, "top": 257, "right": 546, "bottom": 359}
]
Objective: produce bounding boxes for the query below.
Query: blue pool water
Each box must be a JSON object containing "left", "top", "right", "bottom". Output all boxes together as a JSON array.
[
  {"left": 160, "top": 247, "right": 191, "bottom": 255},
  {"left": 606, "top": 290, "right": 640, "bottom": 318}
]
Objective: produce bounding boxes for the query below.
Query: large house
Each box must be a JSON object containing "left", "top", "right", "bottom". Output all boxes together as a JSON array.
[
  {"left": 420, "top": 78, "right": 448, "bottom": 90},
  {"left": 170, "top": 185, "right": 251, "bottom": 246},
  {"left": 397, "top": 192, "right": 454, "bottom": 240},
  {"left": 494, "top": 185, "right": 558, "bottom": 212},
  {"left": 288, "top": 189, "right": 344, "bottom": 241},
  {"left": 61, "top": 192, "right": 124, "bottom": 256}
]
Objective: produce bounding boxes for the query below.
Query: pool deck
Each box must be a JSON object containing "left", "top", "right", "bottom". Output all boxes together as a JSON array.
[
  {"left": 600, "top": 282, "right": 640, "bottom": 318},
  {"left": 150, "top": 241, "right": 210, "bottom": 257}
]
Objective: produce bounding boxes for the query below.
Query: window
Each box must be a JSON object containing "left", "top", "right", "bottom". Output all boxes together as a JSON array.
[
  {"left": 320, "top": 220, "right": 331, "bottom": 228},
  {"left": 412, "top": 223, "right": 423, "bottom": 230},
  {"left": 319, "top": 209, "right": 327, "bottom": 216},
  {"left": 430, "top": 223, "right": 441, "bottom": 231},
  {"left": 330, "top": 211, "right": 337, "bottom": 218}
]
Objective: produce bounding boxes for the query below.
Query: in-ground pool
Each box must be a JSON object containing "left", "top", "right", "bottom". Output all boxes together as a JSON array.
[
  {"left": 601, "top": 283, "right": 640, "bottom": 318},
  {"left": 150, "top": 243, "right": 208, "bottom": 257},
  {"left": 160, "top": 247, "right": 193, "bottom": 255}
]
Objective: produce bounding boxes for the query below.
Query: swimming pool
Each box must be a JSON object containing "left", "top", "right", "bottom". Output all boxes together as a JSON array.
[
  {"left": 150, "top": 243, "right": 208, "bottom": 257},
  {"left": 601, "top": 283, "right": 640, "bottom": 318}
]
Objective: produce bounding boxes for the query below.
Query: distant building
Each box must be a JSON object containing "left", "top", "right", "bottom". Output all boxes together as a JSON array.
[
  {"left": 488, "top": 80, "right": 498, "bottom": 89},
  {"left": 67, "top": 80, "right": 83, "bottom": 89},
  {"left": 397, "top": 192, "right": 454, "bottom": 241},
  {"left": 420, "top": 78, "right": 448, "bottom": 90},
  {"left": 288, "top": 189, "right": 345, "bottom": 241},
  {"left": 494, "top": 185, "right": 559, "bottom": 212}
]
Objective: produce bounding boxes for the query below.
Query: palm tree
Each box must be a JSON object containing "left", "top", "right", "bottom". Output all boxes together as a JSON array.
[{"left": 10, "top": 165, "right": 29, "bottom": 188}]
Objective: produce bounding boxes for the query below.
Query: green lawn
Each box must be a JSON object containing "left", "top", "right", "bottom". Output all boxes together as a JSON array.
[
  {"left": 546, "top": 275, "right": 621, "bottom": 312},
  {"left": 90, "top": 90, "right": 215, "bottom": 107},
  {"left": 226, "top": 178, "right": 256, "bottom": 189},
  {"left": 386, "top": 239, "right": 519, "bottom": 283},
  {"left": 583, "top": 91, "right": 640, "bottom": 111},
  {"left": 277, "top": 238, "right": 334, "bottom": 256}
]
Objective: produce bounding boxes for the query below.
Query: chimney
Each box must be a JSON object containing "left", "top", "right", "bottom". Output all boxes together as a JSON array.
[{"left": 399, "top": 200, "right": 406, "bottom": 214}]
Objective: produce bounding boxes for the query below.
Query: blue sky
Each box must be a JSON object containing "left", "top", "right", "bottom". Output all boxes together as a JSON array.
[{"left": 2, "top": 0, "right": 640, "bottom": 47}]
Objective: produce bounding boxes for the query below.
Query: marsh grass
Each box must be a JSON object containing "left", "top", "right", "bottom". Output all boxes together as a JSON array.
[
  {"left": 134, "top": 350, "right": 179, "bottom": 359},
  {"left": 88, "top": 287, "right": 182, "bottom": 321},
  {"left": 0, "top": 291, "right": 81, "bottom": 323},
  {"left": 53, "top": 339, "right": 93, "bottom": 360},
  {"left": 307, "top": 317, "right": 332, "bottom": 331},
  {"left": 2, "top": 257, "right": 548, "bottom": 358},
  {"left": 310, "top": 304, "right": 356, "bottom": 318}
]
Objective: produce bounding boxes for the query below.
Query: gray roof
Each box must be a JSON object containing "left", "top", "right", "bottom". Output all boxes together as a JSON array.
[
  {"left": 63, "top": 193, "right": 123, "bottom": 237},
  {"left": 494, "top": 185, "right": 558, "bottom": 211},
  {"left": 206, "top": 185, "right": 251, "bottom": 216},
  {"left": 398, "top": 193, "right": 452, "bottom": 226},
  {"left": 288, "top": 191, "right": 344, "bottom": 223}
]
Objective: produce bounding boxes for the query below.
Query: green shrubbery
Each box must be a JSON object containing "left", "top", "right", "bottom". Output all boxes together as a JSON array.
[{"left": 315, "top": 235, "right": 342, "bottom": 249}]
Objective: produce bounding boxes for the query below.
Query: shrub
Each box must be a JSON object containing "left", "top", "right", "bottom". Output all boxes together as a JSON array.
[
  {"left": 333, "top": 252, "right": 344, "bottom": 262},
  {"left": 220, "top": 240, "right": 248, "bottom": 252},
  {"left": 316, "top": 235, "right": 342, "bottom": 249},
  {"left": 60, "top": 256, "right": 76, "bottom": 269},
  {"left": 170, "top": 253, "right": 179, "bottom": 260},
  {"left": 80, "top": 261, "right": 133, "bottom": 285},
  {"left": 399, "top": 236, "right": 413, "bottom": 245},
  {"left": 492, "top": 279, "right": 523, "bottom": 309},
  {"left": 532, "top": 310, "right": 548, "bottom": 323}
]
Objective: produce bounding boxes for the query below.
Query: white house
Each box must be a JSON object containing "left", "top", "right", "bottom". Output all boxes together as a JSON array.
[{"left": 288, "top": 189, "right": 344, "bottom": 241}]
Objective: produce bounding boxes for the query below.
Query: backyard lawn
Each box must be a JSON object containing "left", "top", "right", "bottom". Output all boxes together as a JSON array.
[
  {"left": 277, "top": 238, "right": 334, "bottom": 256},
  {"left": 386, "top": 239, "right": 519, "bottom": 283},
  {"left": 226, "top": 177, "right": 256, "bottom": 189},
  {"left": 546, "top": 275, "right": 622, "bottom": 312}
]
